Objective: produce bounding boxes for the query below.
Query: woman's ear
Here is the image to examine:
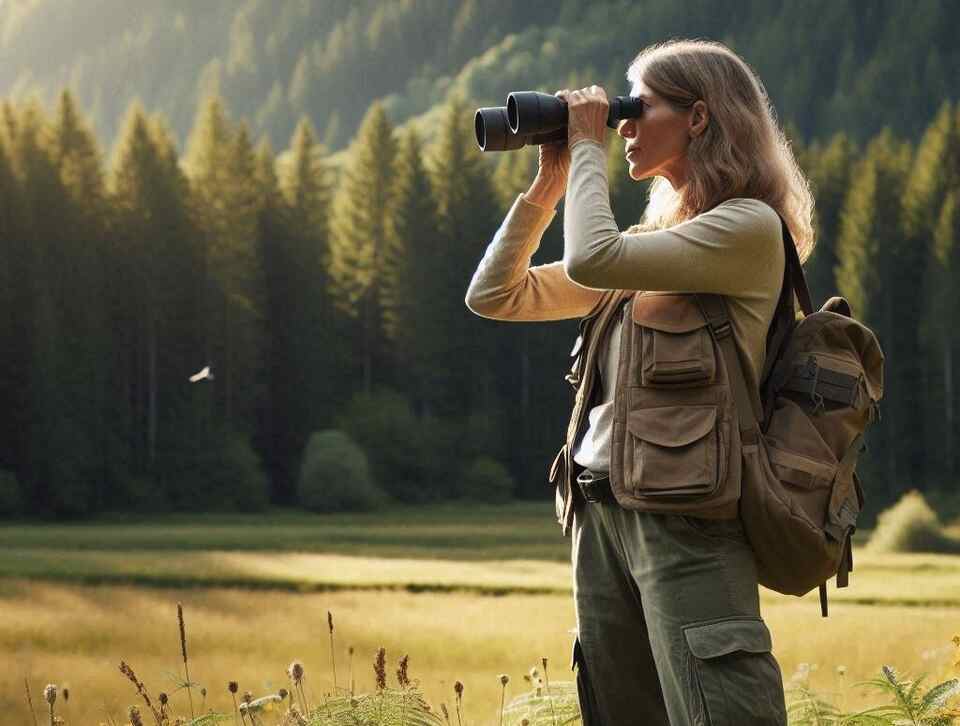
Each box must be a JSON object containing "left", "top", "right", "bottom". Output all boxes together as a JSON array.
[{"left": 689, "top": 100, "right": 708, "bottom": 138}]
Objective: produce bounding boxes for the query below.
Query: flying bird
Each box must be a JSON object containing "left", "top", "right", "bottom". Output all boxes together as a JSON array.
[{"left": 189, "top": 365, "right": 214, "bottom": 383}]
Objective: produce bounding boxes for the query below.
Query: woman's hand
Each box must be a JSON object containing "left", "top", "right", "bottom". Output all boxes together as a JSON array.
[
  {"left": 523, "top": 91, "right": 574, "bottom": 209},
  {"left": 558, "top": 85, "right": 609, "bottom": 149}
]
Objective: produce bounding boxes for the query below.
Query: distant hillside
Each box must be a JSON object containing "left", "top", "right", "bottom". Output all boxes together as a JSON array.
[{"left": 0, "top": 0, "right": 957, "bottom": 156}]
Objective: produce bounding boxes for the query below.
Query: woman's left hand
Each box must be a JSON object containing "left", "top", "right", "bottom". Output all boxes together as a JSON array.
[{"left": 557, "top": 85, "right": 608, "bottom": 149}]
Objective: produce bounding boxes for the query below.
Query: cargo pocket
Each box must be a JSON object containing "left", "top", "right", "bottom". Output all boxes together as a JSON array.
[
  {"left": 683, "top": 617, "right": 787, "bottom": 726},
  {"left": 571, "top": 637, "right": 602, "bottom": 726},
  {"left": 627, "top": 404, "right": 722, "bottom": 497},
  {"left": 632, "top": 293, "right": 717, "bottom": 386}
]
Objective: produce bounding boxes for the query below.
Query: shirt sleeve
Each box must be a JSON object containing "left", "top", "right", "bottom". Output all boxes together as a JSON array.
[
  {"left": 562, "top": 139, "right": 784, "bottom": 301},
  {"left": 464, "top": 192, "right": 606, "bottom": 321}
]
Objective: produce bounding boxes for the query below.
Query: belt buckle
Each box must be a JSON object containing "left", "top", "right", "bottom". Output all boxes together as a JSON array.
[{"left": 577, "top": 469, "right": 609, "bottom": 503}]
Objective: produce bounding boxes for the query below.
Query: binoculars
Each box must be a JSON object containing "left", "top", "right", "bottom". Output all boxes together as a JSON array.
[{"left": 475, "top": 91, "right": 644, "bottom": 151}]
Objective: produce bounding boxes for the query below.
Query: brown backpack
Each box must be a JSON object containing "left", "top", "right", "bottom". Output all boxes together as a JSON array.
[{"left": 694, "top": 214, "right": 884, "bottom": 617}]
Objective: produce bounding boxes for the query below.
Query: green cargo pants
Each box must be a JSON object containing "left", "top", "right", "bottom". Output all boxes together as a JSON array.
[{"left": 569, "top": 488, "right": 788, "bottom": 725}]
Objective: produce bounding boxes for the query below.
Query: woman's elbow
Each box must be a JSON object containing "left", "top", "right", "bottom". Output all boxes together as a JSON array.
[
  {"left": 563, "top": 254, "right": 602, "bottom": 288},
  {"left": 464, "top": 289, "right": 507, "bottom": 320}
]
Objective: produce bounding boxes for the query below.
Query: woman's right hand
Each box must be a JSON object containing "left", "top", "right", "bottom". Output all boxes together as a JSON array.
[{"left": 523, "top": 92, "right": 572, "bottom": 209}]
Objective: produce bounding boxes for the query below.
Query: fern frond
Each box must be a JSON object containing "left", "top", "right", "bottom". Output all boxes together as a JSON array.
[
  {"left": 920, "top": 679, "right": 960, "bottom": 713},
  {"left": 502, "top": 681, "right": 581, "bottom": 726}
]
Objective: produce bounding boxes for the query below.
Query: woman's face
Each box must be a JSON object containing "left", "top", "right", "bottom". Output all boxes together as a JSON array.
[{"left": 617, "top": 78, "right": 707, "bottom": 190}]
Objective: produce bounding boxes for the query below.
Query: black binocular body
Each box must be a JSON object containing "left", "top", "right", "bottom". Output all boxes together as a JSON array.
[{"left": 475, "top": 91, "right": 644, "bottom": 151}]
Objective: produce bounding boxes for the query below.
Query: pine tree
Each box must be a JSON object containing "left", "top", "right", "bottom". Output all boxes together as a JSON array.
[
  {"left": 328, "top": 101, "right": 395, "bottom": 394},
  {"left": 184, "top": 96, "right": 265, "bottom": 435},
  {"left": 835, "top": 128, "right": 913, "bottom": 500},
  {"left": 268, "top": 118, "right": 342, "bottom": 502},
  {"left": 109, "top": 102, "right": 205, "bottom": 509},
  {"left": 802, "top": 132, "right": 858, "bottom": 308},
  {"left": 429, "top": 93, "right": 504, "bottom": 421},
  {"left": 382, "top": 127, "right": 443, "bottom": 416}
]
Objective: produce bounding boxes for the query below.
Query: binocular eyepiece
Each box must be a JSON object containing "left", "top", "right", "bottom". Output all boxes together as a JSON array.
[{"left": 475, "top": 91, "right": 644, "bottom": 151}]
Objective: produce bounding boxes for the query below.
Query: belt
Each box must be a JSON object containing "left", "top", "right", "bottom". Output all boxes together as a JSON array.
[{"left": 576, "top": 469, "right": 614, "bottom": 503}]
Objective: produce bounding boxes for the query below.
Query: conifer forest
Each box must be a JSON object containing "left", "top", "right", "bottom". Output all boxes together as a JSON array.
[{"left": 0, "top": 0, "right": 958, "bottom": 521}]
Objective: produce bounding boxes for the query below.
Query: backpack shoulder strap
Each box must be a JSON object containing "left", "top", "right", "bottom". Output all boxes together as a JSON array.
[{"left": 694, "top": 293, "right": 760, "bottom": 442}]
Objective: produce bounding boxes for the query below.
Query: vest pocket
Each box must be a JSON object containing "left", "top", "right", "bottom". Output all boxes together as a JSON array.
[
  {"left": 632, "top": 293, "right": 717, "bottom": 386},
  {"left": 626, "top": 404, "right": 721, "bottom": 497}
]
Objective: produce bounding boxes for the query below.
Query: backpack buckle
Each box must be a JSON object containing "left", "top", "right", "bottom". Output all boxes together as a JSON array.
[{"left": 713, "top": 321, "right": 732, "bottom": 339}]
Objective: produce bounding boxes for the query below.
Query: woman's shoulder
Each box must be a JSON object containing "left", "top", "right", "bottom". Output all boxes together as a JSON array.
[{"left": 707, "top": 197, "right": 784, "bottom": 252}]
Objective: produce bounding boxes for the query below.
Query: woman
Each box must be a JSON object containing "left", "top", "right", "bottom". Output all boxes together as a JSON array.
[{"left": 465, "top": 38, "right": 814, "bottom": 725}]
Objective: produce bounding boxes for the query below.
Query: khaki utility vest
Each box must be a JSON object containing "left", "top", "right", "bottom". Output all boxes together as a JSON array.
[
  {"left": 548, "top": 214, "right": 884, "bottom": 617},
  {"left": 549, "top": 288, "right": 742, "bottom": 535}
]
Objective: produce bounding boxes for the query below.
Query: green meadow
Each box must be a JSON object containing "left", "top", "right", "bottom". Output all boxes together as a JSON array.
[{"left": 4, "top": 502, "right": 960, "bottom": 725}]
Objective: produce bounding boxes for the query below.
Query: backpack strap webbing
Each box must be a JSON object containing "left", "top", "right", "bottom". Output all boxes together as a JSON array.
[{"left": 694, "top": 294, "right": 761, "bottom": 441}]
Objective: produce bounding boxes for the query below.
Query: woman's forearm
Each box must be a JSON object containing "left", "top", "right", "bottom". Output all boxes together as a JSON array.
[{"left": 464, "top": 193, "right": 605, "bottom": 321}]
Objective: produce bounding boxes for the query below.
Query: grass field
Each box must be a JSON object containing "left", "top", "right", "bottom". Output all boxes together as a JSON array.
[{"left": 3, "top": 502, "right": 960, "bottom": 725}]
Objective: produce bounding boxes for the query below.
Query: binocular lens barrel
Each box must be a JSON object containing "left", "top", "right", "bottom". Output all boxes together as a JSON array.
[{"left": 475, "top": 91, "right": 646, "bottom": 151}]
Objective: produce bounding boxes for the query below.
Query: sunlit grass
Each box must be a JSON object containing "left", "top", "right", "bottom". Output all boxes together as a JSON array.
[{"left": 4, "top": 581, "right": 960, "bottom": 725}]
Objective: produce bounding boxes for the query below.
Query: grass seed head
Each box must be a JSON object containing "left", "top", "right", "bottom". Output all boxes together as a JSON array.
[
  {"left": 228, "top": 680, "right": 238, "bottom": 694},
  {"left": 328, "top": 611, "right": 333, "bottom": 633},
  {"left": 397, "top": 654, "right": 410, "bottom": 687},
  {"left": 128, "top": 705, "right": 144, "bottom": 726},
  {"left": 242, "top": 690, "right": 253, "bottom": 704},
  {"left": 374, "top": 648, "right": 386, "bottom": 690},
  {"left": 177, "top": 602, "right": 187, "bottom": 661},
  {"left": 499, "top": 674, "right": 509, "bottom": 687},
  {"left": 287, "top": 660, "right": 305, "bottom": 685},
  {"left": 454, "top": 680, "right": 464, "bottom": 701},
  {"left": 159, "top": 692, "right": 168, "bottom": 706},
  {"left": 201, "top": 687, "right": 206, "bottom": 697},
  {"left": 44, "top": 683, "right": 57, "bottom": 705},
  {"left": 278, "top": 688, "right": 288, "bottom": 700},
  {"left": 62, "top": 686, "right": 69, "bottom": 703}
]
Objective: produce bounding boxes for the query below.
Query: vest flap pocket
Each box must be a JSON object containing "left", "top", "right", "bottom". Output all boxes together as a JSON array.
[
  {"left": 631, "top": 293, "right": 706, "bottom": 333},
  {"left": 627, "top": 404, "right": 717, "bottom": 447},
  {"left": 626, "top": 405, "right": 720, "bottom": 496},
  {"left": 633, "top": 294, "right": 716, "bottom": 385},
  {"left": 683, "top": 617, "right": 772, "bottom": 659}
]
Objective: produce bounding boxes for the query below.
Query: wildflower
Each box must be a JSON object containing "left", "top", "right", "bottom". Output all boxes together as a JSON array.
[
  {"left": 239, "top": 694, "right": 283, "bottom": 714},
  {"left": 287, "top": 660, "right": 305, "bottom": 685},
  {"left": 44, "top": 684, "right": 57, "bottom": 705},
  {"left": 374, "top": 648, "right": 386, "bottom": 690}
]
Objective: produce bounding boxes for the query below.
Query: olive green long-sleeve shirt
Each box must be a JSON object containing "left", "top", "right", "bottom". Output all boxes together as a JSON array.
[{"left": 465, "top": 138, "right": 785, "bottom": 471}]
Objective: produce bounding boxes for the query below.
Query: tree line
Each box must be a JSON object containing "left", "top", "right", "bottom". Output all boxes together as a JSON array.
[{"left": 0, "top": 88, "right": 957, "bottom": 521}]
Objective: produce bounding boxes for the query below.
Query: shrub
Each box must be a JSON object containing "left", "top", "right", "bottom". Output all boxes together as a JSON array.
[
  {"left": 0, "top": 469, "right": 22, "bottom": 516},
  {"left": 161, "top": 427, "right": 271, "bottom": 513},
  {"left": 298, "top": 429, "right": 390, "bottom": 512},
  {"left": 866, "top": 489, "right": 960, "bottom": 554},
  {"left": 457, "top": 456, "right": 515, "bottom": 503},
  {"left": 334, "top": 386, "right": 431, "bottom": 503}
]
